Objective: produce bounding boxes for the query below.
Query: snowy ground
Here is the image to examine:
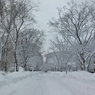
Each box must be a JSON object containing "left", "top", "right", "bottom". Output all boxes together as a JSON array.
[{"left": 0, "top": 71, "right": 95, "bottom": 95}]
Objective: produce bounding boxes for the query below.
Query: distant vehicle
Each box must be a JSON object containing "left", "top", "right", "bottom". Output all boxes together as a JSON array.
[{"left": 44, "top": 70, "right": 47, "bottom": 72}]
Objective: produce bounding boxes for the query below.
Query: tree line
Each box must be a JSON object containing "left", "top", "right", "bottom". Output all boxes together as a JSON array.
[
  {"left": 0, "top": 0, "right": 45, "bottom": 72},
  {"left": 45, "top": 0, "right": 95, "bottom": 73}
]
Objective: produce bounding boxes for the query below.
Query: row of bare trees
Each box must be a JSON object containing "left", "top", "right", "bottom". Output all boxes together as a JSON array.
[
  {"left": 0, "top": 0, "right": 44, "bottom": 72},
  {"left": 48, "top": 0, "right": 95, "bottom": 72}
]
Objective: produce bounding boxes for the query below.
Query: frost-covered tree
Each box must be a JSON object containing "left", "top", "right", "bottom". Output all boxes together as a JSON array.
[
  {"left": 18, "top": 28, "right": 45, "bottom": 71},
  {"left": 0, "top": 0, "right": 37, "bottom": 71},
  {"left": 46, "top": 36, "right": 74, "bottom": 72},
  {"left": 49, "top": 0, "right": 95, "bottom": 71}
]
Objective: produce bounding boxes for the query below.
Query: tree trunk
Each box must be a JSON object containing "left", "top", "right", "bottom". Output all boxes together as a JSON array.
[
  {"left": 1, "top": 47, "right": 8, "bottom": 72},
  {"left": 24, "top": 62, "right": 27, "bottom": 71},
  {"left": 14, "top": 51, "right": 18, "bottom": 72},
  {"left": 80, "top": 53, "right": 86, "bottom": 71}
]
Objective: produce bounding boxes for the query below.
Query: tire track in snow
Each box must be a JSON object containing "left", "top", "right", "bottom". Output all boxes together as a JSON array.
[
  {"left": 45, "top": 74, "right": 74, "bottom": 95},
  {"left": 51, "top": 74, "right": 95, "bottom": 95},
  {"left": 27, "top": 75, "right": 43, "bottom": 95},
  {"left": 8, "top": 91, "right": 16, "bottom": 95},
  {"left": 51, "top": 75, "right": 80, "bottom": 95},
  {"left": 30, "top": 74, "right": 49, "bottom": 95},
  {"left": 0, "top": 72, "right": 37, "bottom": 88},
  {"left": 8, "top": 73, "right": 41, "bottom": 95}
]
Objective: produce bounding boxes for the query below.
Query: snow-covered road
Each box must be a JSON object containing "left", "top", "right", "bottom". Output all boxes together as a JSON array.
[{"left": 0, "top": 72, "right": 95, "bottom": 95}]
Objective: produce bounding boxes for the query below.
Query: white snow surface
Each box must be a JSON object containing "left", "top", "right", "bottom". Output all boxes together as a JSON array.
[{"left": 0, "top": 71, "right": 95, "bottom": 95}]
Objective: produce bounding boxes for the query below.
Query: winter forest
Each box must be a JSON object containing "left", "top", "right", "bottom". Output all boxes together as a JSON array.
[
  {"left": 0, "top": 0, "right": 95, "bottom": 95},
  {"left": 0, "top": 0, "right": 45, "bottom": 72},
  {"left": 0, "top": 0, "right": 95, "bottom": 73}
]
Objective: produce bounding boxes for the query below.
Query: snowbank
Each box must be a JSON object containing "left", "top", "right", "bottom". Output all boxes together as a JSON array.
[
  {"left": 66, "top": 71, "right": 95, "bottom": 81},
  {"left": 0, "top": 71, "right": 7, "bottom": 81},
  {"left": 0, "top": 71, "right": 39, "bottom": 88},
  {"left": 49, "top": 71, "right": 95, "bottom": 82}
]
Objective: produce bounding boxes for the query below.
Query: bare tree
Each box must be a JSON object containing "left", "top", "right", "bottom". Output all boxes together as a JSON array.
[
  {"left": 0, "top": 0, "right": 37, "bottom": 71},
  {"left": 49, "top": 1, "right": 95, "bottom": 71},
  {"left": 19, "top": 28, "right": 45, "bottom": 71},
  {"left": 50, "top": 36, "right": 73, "bottom": 72}
]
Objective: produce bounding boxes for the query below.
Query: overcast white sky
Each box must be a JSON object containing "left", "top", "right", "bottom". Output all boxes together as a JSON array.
[{"left": 33, "top": 0, "right": 71, "bottom": 52}]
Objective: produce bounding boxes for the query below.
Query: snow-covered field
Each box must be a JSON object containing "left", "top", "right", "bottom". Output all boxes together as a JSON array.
[{"left": 0, "top": 71, "right": 95, "bottom": 95}]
